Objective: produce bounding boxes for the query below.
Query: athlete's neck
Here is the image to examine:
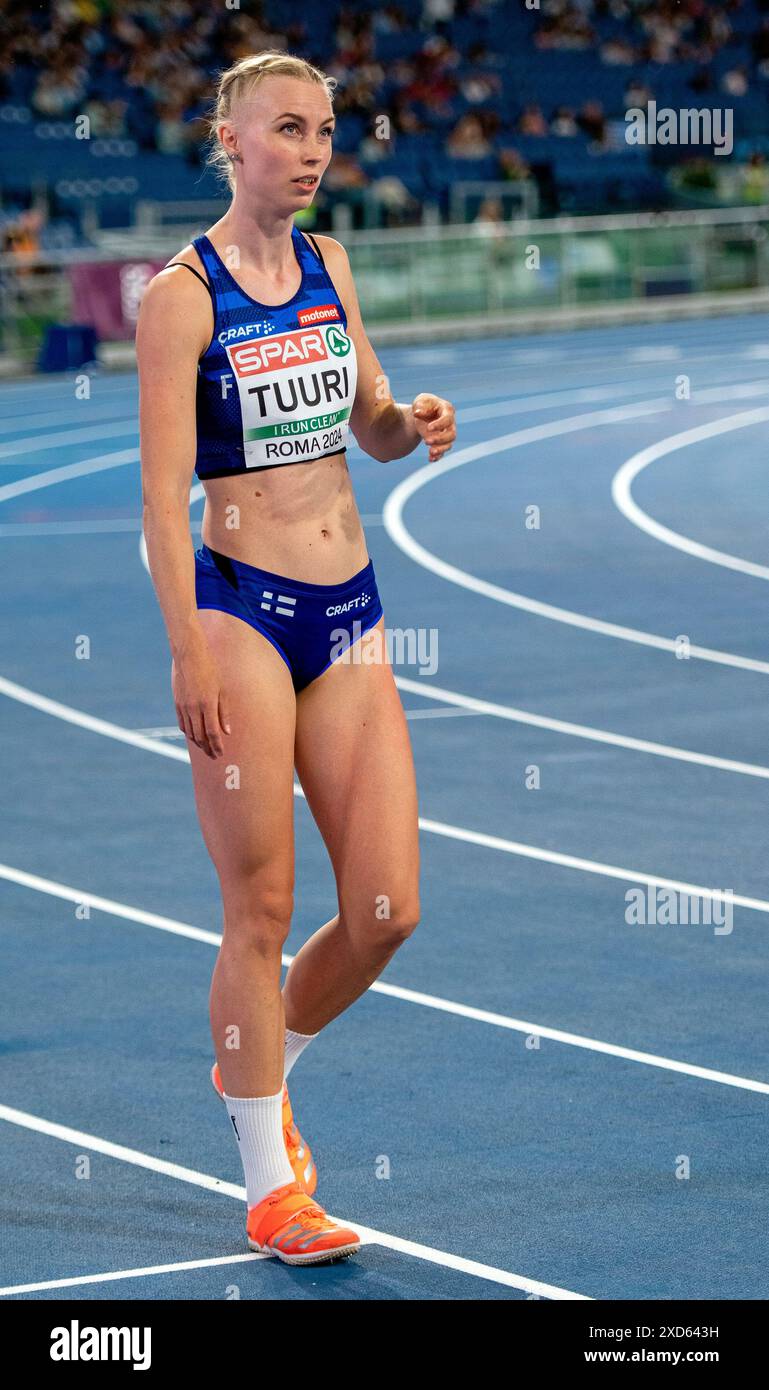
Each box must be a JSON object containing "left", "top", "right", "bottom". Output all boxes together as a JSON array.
[{"left": 209, "top": 197, "right": 298, "bottom": 280}]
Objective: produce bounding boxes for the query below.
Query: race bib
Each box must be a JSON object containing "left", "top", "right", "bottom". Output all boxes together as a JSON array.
[{"left": 224, "top": 321, "right": 358, "bottom": 467}]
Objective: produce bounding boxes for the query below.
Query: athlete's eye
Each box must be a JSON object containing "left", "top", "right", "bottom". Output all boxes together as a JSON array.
[{"left": 279, "top": 123, "right": 334, "bottom": 137}]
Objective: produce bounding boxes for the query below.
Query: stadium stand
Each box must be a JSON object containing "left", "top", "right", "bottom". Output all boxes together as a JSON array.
[{"left": 0, "top": 0, "right": 768, "bottom": 244}]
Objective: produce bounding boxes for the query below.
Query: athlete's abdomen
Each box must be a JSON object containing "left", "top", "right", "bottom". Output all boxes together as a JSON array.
[{"left": 200, "top": 450, "right": 370, "bottom": 586}]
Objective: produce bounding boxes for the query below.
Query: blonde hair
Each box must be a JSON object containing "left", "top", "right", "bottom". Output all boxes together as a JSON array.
[{"left": 206, "top": 51, "right": 338, "bottom": 192}]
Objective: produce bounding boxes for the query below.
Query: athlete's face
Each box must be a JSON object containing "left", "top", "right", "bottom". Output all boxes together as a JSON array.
[{"left": 221, "top": 76, "right": 335, "bottom": 206}]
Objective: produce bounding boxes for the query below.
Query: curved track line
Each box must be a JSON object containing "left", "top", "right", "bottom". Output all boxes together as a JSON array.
[
  {"left": 2, "top": 861, "right": 767, "bottom": 1095},
  {"left": 612, "top": 406, "right": 769, "bottom": 580},
  {"left": 0, "top": 674, "right": 187, "bottom": 761},
  {"left": 151, "top": 469, "right": 769, "bottom": 773},
  {"left": 395, "top": 676, "right": 769, "bottom": 779},
  {"left": 0, "top": 420, "right": 137, "bottom": 460},
  {"left": 0, "top": 448, "right": 140, "bottom": 504},
  {"left": 382, "top": 400, "right": 769, "bottom": 674}
]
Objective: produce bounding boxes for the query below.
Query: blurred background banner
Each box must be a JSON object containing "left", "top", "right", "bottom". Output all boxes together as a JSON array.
[{"left": 68, "top": 258, "right": 166, "bottom": 339}]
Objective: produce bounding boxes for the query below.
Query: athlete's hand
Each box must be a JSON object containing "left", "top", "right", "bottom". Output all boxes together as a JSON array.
[
  {"left": 412, "top": 393, "right": 456, "bottom": 462},
  {"left": 172, "top": 635, "right": 232, "bottom": 759}
]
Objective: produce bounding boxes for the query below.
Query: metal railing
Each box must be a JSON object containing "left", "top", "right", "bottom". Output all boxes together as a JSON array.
[{"left": 2, "top": 204, "right": 769, "bottom": 369}]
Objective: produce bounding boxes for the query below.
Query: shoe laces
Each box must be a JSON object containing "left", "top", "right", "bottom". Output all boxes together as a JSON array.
[{"left": 265, "top": 1190, "right": 325, "bottom": 1230}]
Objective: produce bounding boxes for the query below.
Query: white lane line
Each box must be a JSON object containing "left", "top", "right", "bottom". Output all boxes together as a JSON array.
[
  {"left": 0, "top": 1103, "right": 241, "bottom": 1196},
  {"left": 0, "top": 519, "right": 144, "bottom": 537},
  {"left": 0, "top": 1104, "right": 585, "bottom": 1298},
  {"left": 628, "top": 346, "right": 682, "bottom": 361},
  {"left": 367, "top": 979, "right": 769, "bottom": 1095},
  {"left": 394, "top": 676, "right": 769, "bottom": 779},
  {"left": 0, "top": 381, "right": 643, "bottom": 459},
  {"left": 0, "top": 420, "right": 137, "bottom": 460},
  {"left": 133, "top": 725, "right": 187, "bottom": 738},
  {"left": 0, "top": 449, "right": 140, "bottom": 504},
  {"left": 404, "top": 705, "right": 479, "bottom": 721},
  {"left": 1, "top": 674, "right": 765, "bottom": 909},
  {"left": 612, "top": 407, "right": 769, "bottom": 581},
  {"left": 0, "top": 674, "right": 188, "bottom": 761},
  {"left": 2, "top": 672, "right": 767, "bottom": 904},
  {"left": 0, "top": 863, "right": 221, "bottom": 945},
  {"left": 0, "top": 1254, "right": 269, "bottom": 1297},
  {"left": 456, "top": 382, "right": 659, "bottom": 423},
  {"left": 0, "top": 403, "right": 136, "bottom": 435},
  {"left": 382, "top": 399, "right": 769, "bottom": 676},
  {"left": 418, "top": 815, "right": 756, "bottom": 908},
  {"left": 3, "top": 862, "right": 769, "bottom": 1096},
  {"left": 0, "top": 374, "right": 136, "bottom": 394}
]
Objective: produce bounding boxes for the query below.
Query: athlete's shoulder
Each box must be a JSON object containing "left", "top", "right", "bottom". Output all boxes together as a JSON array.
[
  {"left": 136, "top": 242, "right": 212, "bottom": 354},
  {"left": 147, "top": 242, "right": 210, "bottom": 292},
  {"left": 303, "top": 232, "right": 349, "bottom": 266}
]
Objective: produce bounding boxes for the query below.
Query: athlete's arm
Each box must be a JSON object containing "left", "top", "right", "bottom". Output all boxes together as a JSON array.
[
  {"left": 314, "top": 235, "right": 456, "bottom": 464},
  {"left": 136, "top": 263, "right": 231, "bottom": 759}
]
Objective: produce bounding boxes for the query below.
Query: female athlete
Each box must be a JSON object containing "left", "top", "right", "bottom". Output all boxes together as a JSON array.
[{"left": 136, "top": 50, "right": 456, "bottom": 1266}]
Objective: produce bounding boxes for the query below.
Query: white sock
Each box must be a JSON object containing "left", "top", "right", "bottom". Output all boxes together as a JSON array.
[
  {"left": 284, "top": 1026, "right": 318, "bottom": 1080},
  {"left": 223, "top": 1089, "right": 296, "bottom": 1209}
]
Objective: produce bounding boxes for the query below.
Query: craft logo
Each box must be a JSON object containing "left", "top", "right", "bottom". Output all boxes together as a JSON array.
[
  {"left": 297, "top": 303, "right": 340, "bottom": 326},
  {"left": 218, "top": 321, "right": 274, "bottom": 345},
  {"left": 229, "top": 329, "right": 328, "bottom": 378}
]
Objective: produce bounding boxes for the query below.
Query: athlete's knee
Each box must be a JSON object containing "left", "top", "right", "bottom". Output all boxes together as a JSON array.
[
  {"left": 386, "top": 897, "right": 420, "bottom": 943},
  {"left": 345, "top": 891, "right": 420, "bottom": 948},
  {"left": 222, "top": 879, "right": 294, "bottom": 952}
]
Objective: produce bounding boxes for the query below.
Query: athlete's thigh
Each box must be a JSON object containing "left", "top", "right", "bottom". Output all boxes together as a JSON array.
[
  {"left": 293, "top": 617, "right": 420, "bottom": 908},
  {"left": 184, "top": 610, "right": 297, "bottom": 914}
]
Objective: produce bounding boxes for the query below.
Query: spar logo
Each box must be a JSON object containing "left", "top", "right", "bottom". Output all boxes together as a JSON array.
[
  {"left": 327, "top": 326, "right": 351, "bottom": 357},
  {"left": 297, "top": 303, "right": 340, "bottom": 327},
  {"left": 229, "top": 328, "right": 328, "bottom": 378}
]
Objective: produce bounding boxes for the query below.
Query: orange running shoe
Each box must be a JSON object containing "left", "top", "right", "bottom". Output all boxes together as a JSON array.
[
  {"left": 246, "top": 1180, "right": 361, "bottom": 1265},
  {"left": 210, "top": 1062, "right": 317, "bottom": 1196}
]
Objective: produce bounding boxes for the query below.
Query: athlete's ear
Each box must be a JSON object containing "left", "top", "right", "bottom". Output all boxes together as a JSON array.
[{"left": 218, "top": 120, "right": 241, "bottom": 163}]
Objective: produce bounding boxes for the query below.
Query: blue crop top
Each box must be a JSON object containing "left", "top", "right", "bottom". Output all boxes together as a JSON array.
[{"left": 179, "top": 226, "right": 358, "bottom": 479}]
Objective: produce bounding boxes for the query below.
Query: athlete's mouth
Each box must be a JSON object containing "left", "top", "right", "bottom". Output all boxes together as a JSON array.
[{"left": 293, "top": 176, "right": 318, "bottom": 188}]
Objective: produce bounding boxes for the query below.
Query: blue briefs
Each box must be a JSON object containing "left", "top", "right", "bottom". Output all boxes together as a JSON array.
[{"left": 194, "top": 542, "right": 384, "bottom": 693}]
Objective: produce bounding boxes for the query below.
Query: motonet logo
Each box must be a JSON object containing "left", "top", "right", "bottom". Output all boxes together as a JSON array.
[
  {"left": 229, "top": 329, "right": 328, "bottom": 378},
  {"left": 50, "top": 1321, "right": 151, "bottom": 1371},
  {"left": 297, "top": 303, "right": 339, "bottom": 326}
]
